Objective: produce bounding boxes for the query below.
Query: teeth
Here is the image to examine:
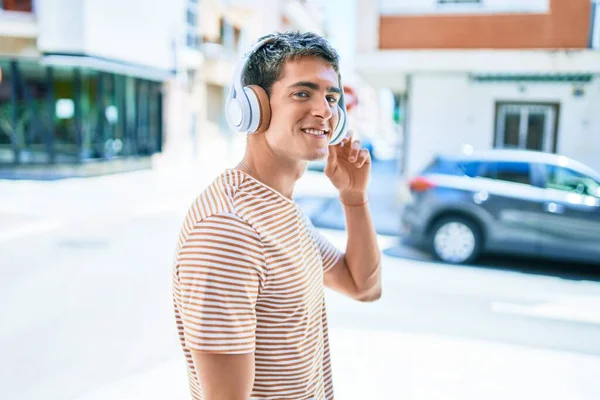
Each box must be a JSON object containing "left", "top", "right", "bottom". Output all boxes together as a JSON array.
[{"left": 303, "top": 129, "right": 326, "bottom": 136}]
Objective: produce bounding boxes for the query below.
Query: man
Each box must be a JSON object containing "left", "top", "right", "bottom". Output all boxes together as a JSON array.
[{"left": 172, "top": 31, "right": 381, "bottom": 400}]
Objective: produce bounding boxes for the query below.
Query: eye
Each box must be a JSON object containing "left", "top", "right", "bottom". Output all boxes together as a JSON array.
[
  {"left": 293, "top": 91, "right": 309, "bottom": 99},
  {"left": 327, "top": 96, "right": 339, "bottom": 104}
]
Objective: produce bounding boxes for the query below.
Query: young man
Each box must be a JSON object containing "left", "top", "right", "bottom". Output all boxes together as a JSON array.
[{"left": 172, "top": 31, "right": 382, "bottom": 400}]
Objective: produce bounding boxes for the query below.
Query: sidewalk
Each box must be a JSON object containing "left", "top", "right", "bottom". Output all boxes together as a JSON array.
[
  {"left": 73, "top": 327, "right": 600, "bottom": 400},
  {"left": 0, "top": 156, "right": 402, "bottom": 242},
  {"left": 4, "top": 158, "right": 600, "bottom": 400},
  {"left": 297, "top": 159, "right": 405, "bottom": 236},
  {"left": 0, "top": 158, "right": 226, "bottom": 243}
]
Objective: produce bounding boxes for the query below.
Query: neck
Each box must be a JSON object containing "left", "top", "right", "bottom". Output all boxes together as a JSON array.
[{"left": 238, "top": 134, "right": 306, "bottom": 199}]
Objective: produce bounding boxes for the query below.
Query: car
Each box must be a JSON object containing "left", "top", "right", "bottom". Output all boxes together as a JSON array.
[{"left": 401, "top": 149, "right": 600, "bottom": 265}]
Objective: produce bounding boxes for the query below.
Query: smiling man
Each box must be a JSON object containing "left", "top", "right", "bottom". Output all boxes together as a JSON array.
[{"left": 172, "top": 32, "right": 382, "bottom": 400}]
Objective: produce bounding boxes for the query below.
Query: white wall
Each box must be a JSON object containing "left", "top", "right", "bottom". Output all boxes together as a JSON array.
[
  {"left": 380, "top": 0, "right": 549, "bottom": 15},
  {"left": 36, "top": 0, "right": 85, "bottom": 53},
  {"left": 37, "top": 0, "right": 186, "bottom": 70},
  {"left": 406, "top": 73, "right": 600, "bottom": 175}
]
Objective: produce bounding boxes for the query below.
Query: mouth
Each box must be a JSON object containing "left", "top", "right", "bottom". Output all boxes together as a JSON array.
[{"left": 301, "top": 128, "right": 329, "bottom": 139}]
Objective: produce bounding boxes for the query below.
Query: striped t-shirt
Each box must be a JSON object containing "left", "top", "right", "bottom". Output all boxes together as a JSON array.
[{"left": 172, "top": 169, "right": 343, "bottom": 400}]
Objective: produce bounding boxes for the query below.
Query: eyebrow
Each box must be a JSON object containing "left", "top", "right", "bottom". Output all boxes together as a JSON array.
[{"left": 288, "top": 81, "right": 341, "bottom": 94}]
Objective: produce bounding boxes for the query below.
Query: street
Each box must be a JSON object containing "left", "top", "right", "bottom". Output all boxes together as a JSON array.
[{"left": 1, "top": 162, "right": 600, "bottom": 400}]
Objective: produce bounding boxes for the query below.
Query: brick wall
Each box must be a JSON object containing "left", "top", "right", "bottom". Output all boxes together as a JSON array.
[{"left": 379, "top": 0, "right": 591, "bottom": 49}]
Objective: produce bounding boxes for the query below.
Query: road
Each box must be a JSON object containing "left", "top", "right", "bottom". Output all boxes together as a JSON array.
[{"left": 1, "top": 162, "right": 600, "bottom": 399}]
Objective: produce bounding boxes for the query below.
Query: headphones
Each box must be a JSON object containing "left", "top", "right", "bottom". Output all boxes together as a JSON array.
[{"left": 225, "top": 37, "right": 348, "bottom": 146}]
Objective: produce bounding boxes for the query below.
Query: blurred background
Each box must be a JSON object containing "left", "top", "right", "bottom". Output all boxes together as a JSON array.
[{"left": 1, "top": 0, "right": 600, "bottom": 399}]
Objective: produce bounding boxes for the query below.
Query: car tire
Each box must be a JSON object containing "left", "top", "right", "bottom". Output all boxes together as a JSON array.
[{"left": 429, "top": 216, "right": 482, "bottom": 264}]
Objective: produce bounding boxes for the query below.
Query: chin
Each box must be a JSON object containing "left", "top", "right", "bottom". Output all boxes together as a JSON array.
[{"left": 306, "top": 149, "right": 328, "bottom": 162}]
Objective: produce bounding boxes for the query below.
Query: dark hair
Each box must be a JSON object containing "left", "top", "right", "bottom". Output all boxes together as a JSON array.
[{"left": 242, "top": 31, "right": 340, "bottom": 96}]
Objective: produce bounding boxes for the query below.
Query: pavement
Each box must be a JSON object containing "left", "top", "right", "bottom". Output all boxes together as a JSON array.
[
  {"left": 299, "top": 159, "right": 405, "bottom": 236},
  {"left": 2, "top": 156, "right": 600, "bottom": 400},
  {"left": 0, "top": 157, "right": 405, "bottom": 242},
  {"left": 69, "top": 325, "right": 600, "bottom": 400}
]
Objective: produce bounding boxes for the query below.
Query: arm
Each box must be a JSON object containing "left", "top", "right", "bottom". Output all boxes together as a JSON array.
[
  {"left": 323, "top": 196, "right": 382, "bottom": 302},
  {"left": 177, "top": 213, "right": 265, "bottom": 398},
  {"left": 191, "top": 351, "right": 254, "bottom": 400},
  {"left": 323, "top": 134, "right": 382, "bottom": 301}
]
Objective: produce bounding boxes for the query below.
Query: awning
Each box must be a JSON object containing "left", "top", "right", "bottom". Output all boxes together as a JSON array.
[
  {"left": 470, "top": 73, "right": 593, "bottom": 83},
  {"left": 40, "top": 54, "right": 173, "bottom": 82}
]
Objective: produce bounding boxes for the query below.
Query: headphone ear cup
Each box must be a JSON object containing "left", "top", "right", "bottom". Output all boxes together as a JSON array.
[
  {"left": 245, "top": 85, "right": 271, "bottom": 134},
  {"left": 329, "top": 104, "right": 347, "bottom": 145}
]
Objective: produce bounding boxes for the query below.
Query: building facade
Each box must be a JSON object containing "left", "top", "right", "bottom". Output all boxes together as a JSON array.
[
  {"left": 0, "top": 0, "right": 186, "bottom": 175},
  {"left": 0, "top": 0, "right": 350, "bottom": 176},
  {"left": 356, "top": 0, "right": 600, "bottom": 175},
  {"left": 180, "top": 0, "right": 329, "bottom": 169}
]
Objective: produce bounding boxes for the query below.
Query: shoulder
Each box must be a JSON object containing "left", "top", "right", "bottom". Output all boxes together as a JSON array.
[
  {"left": 180, "top": 212, "right": 266, "bottom": 266},
  {"left": 189, "top": 169, "right": 253, "bottom": 222},
  {"left": 192, "top": 213, "right": 261, "bottom": 243}
]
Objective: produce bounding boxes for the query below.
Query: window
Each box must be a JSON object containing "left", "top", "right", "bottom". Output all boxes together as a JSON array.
[
  {"left": 457, "top": 161, "right": 484, "bottom": 178},
  {"left": 219, "top": 17, "right": 242, "bottom": 51},
  {"left": 186, "top": 0, "right": 200, "bottom": 50},
  {"left": 544, "top": 165, "right": 600, "bottom": 198},
  {"left": 381, "top": 0, "right": 547, "bottom": 15},
  {"left": 437, "top": 0, "right": 481, "bottom": 4},
  {"left": 494, "top": 103, "right": 558, "bottom": 153},
  {"left": 0, "top": 60, "right": 163, "bottom": 165},
  {"left": 422, "top": 158, "right": 463, "bottom": 176},
  {"left": 481, "top": 162, "right": 532, "bottom": 185}
]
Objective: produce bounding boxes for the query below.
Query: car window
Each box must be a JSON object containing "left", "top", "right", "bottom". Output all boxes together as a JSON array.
[
  {"left": 544, "top": 165, "right": 600, "bottom": 198},
  {"left": 480, "top": 162, "right": 532, "bottom": 185},
  {"left": 457, "top": 161, "right": 483, "bottom": 178},
  {"left": 423, "top": 158, "right": 464, "bottom": 176}
]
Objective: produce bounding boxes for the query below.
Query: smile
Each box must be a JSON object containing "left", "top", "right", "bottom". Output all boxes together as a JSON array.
[{"left": 302, "top": 128, "right": 328, "bottom": 137}]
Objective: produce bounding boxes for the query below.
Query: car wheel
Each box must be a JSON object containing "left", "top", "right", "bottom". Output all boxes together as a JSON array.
[{"left": 430, "top": 216, "right": 482, "bottom": 264}]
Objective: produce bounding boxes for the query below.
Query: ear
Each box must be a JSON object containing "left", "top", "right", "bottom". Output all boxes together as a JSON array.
[{"left": 247, "top": 85, "right": 271, "bottom": 133}]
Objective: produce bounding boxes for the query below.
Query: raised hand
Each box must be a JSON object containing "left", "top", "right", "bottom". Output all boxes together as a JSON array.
[{"left": 324, "top": 131, "right": 372, "bottom": 205}]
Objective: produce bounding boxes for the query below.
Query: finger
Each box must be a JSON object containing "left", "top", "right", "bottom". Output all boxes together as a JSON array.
[
  {"left": 356, "top": 149, "right": 370, "bottom": 168},
  {"left": 324, "top": 146, "right": 337, "bottom": 176},
  {"left": 348, "top": 140, "right": 361, "bottom": 163}
]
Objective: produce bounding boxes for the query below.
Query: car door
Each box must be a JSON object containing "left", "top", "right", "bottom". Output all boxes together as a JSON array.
[
  {"left": 466, "top": 161, "right": 544, "bottom": 255},
  {"left": 536, "top": 163, "right": 600, "bottom": 260}
]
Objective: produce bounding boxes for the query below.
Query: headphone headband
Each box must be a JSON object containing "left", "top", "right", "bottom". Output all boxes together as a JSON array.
[{"left": 231, "top": 37, "right": 275, "bottom": 105}]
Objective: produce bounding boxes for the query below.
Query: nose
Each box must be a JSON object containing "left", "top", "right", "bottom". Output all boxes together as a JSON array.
[{"left": 311, "top": 96, "right": 333, "bottom": 121}]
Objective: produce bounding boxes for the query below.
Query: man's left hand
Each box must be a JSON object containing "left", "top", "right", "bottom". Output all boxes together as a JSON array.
[{"left": 324, "top": 132, "right": 371, "bottom": 203}]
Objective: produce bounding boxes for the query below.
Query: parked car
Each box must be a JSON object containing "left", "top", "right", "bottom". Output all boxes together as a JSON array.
[{"left": 401, "top": 149, "right": 600, "bottom": 264}]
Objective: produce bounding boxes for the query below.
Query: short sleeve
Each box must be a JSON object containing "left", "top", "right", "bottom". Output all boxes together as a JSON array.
[
  {"left": 303, "top": 215, "right": 343, "bottom": 273},
  {"left": 176, "top": 213, "right": 266, "bottom": 354}
]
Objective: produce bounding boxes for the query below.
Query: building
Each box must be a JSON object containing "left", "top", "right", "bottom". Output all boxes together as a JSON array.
[
  {"left": 356, "top": 0, "right": 600, "bottom": 175},
  {"left": 0, "top": 0, "right": 194, "bottom": 177},
  {"left": 0, "top": 0, "right": 348, "bottom": 177},
  {"left": 180, "top": 0, "right": 330, "bottom": 170}
]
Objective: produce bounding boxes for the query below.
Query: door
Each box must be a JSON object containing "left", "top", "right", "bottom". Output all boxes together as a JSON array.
[
  {"left": 467, "top": 161, "right": 544, "bottom": 255},
  {"left": 537, "top": 164, "right": 600, "bottom": 260},
  {"left": 495, "top": 104, "right": 557, "bottom": 153}
]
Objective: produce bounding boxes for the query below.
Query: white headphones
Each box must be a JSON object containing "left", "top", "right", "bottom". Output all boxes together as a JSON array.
[{"left": 225, "top": 37, "right": 348, "bottom": 145}]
